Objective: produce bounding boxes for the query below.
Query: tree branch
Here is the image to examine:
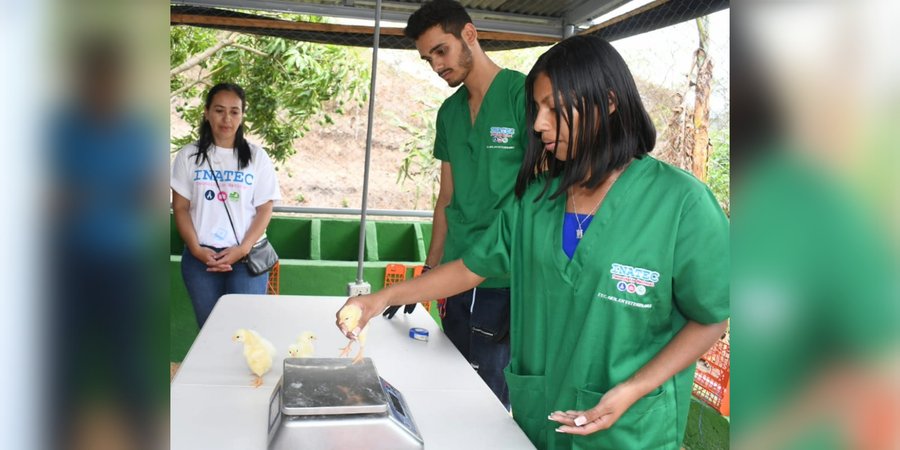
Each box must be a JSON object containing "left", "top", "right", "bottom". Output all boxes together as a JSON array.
[
  {"left": 230, "top": 43, "right": 268, "bottom": 57},
  {"left": 170, "top": 32, "right": 238, "bottom": 77},
  {"left": 171, "top": 78, "right": 210, "bottom": 99},
  {"left": 170, "top": 66, "right": 225, "bottom": 99},
  {"left": 171, "top": 66, "right": 228, "bottom": 99}
]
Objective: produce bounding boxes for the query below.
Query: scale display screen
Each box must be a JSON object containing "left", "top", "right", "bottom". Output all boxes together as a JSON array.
[{"left": 381, "top": 377, "right": 419, "bottom": 439}]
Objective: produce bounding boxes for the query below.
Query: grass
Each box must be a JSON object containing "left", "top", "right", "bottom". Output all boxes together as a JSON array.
[{"left": 683, "top": 399, "right": 730, "bottom": 450}]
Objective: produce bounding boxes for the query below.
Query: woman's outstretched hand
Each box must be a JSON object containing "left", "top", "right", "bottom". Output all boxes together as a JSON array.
[{"left": 548, "top": 382, "right": 642, "bottom": 435}]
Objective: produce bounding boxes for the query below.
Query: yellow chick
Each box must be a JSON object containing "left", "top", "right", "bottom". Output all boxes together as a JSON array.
[
  {"left": 232, "top": 328, "right": 276, "bottom": 388},
  {"left": 337, "top": 304, "right": 369, "bottom": 364},
  {"left": 287, "top": 331, "right": 317, "bottom": 358}
]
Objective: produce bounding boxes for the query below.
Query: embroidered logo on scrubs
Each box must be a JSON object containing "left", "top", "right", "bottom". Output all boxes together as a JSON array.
[
  {"left": 611, "top": 263, "right": 659, "bottom": 297},
  {"left": 204, "top": 189, "right": 215, "bottom": 201},
  {"left": 597, "top": 292, "right": 652, "bottom": 309},
  {"left": 489, "top": 126, "right": 515, "bottom": 144},
  {"left": 217, "top": 191, "right": 227, "bottom": 202},
  {"left": 616, "top": 281, "right": 648, "bottom": 296},
  {"left": 229, "top": 191, "right": 240, "bottom": 202}
]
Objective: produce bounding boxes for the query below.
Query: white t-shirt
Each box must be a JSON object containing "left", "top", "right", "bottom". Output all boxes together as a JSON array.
[{"left": 171, "top": 143, "right": 282, "bottom": 248}]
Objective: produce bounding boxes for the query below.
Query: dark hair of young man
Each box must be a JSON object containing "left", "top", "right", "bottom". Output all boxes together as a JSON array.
[
  {"left": 404, "top": 0, "right": 473, "bottom": 40},
  {"left": 515, "top": 35, "right": 656, "bottom": 200},
  {"left": 192, "top": 83, "right": 252, "bottom": 170}
]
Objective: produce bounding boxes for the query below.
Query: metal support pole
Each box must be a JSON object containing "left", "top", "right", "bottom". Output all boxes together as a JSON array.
[{"left": 348, "top": 0, "right": 382, "bottom": 296}]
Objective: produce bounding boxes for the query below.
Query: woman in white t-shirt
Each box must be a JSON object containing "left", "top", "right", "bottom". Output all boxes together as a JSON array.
[{"left": 171, "top": 83, "right": 282, "bottom": 328}]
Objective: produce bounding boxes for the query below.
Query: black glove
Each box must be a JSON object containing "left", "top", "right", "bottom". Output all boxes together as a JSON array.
[
  {"left": 382, "top": 265, "right": 431, "bottom": 319},
  {"left": 382, "top": 303, "right": 416, "bottom": 319}
]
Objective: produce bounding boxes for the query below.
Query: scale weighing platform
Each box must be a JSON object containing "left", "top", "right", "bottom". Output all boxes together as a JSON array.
[{"left": 268, "top": 357, "right": 423, "bottom": 449}]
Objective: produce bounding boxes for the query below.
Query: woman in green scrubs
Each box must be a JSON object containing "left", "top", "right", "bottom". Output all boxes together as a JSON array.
[{"left": 337, "top": 35, "right": 729, "bottom": 450}]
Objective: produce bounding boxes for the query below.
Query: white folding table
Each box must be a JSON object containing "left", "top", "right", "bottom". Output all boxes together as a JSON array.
[{"left": 171, "top": 294, "right": 535, "bottom": 450}]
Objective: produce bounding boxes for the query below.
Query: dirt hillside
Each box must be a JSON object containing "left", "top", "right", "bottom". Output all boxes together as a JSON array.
[{"left": 275, "top": 49, "right": 456, "bottom": 212}]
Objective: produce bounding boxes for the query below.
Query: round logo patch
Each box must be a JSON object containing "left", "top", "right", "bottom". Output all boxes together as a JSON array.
[
  {"left": 626, "top": 284, "right": 636, "bottom": 294},
  {"left": 217, "top": 191, "right": 227, "bottom": 202},
  {"left": 204, "top": 189, "right": 215, "bottom": 201},
  {"left": 635, "top": 285, "right": 647, "bottom": 296},
  {"left": 616, "top": 281, "right": 627, "bottom": 292}
]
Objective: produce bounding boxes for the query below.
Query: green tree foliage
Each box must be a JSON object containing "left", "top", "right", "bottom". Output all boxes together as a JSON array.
[
  {"left": 707, "top": 128, "right": 730, "bottom": 216},
  {"left": 170, "top": 20, "right": 369, "bottom": 162},
  {"left": 486, "top": 46, "right": 549, "bottom": 75},
  {"left": 393, "top": 100, "right": 441, "bottom": 209}
]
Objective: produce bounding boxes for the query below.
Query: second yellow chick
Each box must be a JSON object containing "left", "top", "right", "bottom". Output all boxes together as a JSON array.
[{"left": 287, "top": 331, "right": 317, "bottom": 358}]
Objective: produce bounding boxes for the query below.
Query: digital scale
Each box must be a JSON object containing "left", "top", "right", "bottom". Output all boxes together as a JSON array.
[{"left": 267, "top": 357, "right": 424, "bottom": 450}]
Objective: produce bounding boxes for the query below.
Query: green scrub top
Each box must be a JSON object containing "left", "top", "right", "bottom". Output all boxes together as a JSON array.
[
  {"left": 434, "top": 68, "right": 527, "bottom": 288},
  {"left": 462, "top": 156, "right": 730, "bottom": 450}
]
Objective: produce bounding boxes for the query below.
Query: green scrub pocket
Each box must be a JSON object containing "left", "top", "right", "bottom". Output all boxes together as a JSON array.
[
  {"left": 504, "top": 367, "right": 548, "bottom": 447},
  {"left": 571, "top": 385, "right": 676, "bottom": 450}
]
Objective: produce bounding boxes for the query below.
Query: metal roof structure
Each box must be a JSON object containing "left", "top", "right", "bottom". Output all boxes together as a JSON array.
[{"left": 172, "top": 0, "right": 730, "bottom": 50}]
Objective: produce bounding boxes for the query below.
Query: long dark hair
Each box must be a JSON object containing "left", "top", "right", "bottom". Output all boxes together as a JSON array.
[
  {"left": 515, "top": 35, "right": 656, "bottom": 199},
  {"left": 192, "top": 83, "right": 252, "bottom": 169}
]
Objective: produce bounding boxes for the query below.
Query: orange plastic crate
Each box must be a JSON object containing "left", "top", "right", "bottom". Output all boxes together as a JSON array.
[
  {"left": 384, "top": 263, "right": 407, "bottom": 287},
  {"left": 692, "top": 339, "right": 730, "bottom": 414},
  {"left": 412, "top": 265, "right": 432, "bottom": 312},
  {"left": 266, "top": 261, "right": 280, "bottom": 295}
]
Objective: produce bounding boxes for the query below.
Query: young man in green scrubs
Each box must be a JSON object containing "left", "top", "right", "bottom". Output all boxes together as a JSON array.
[
  {"left": 382, "top": 0, "right": 527, "bottom": 410},
  {"left": 343, "top": 36, "right": 729, "bottom": 449}
]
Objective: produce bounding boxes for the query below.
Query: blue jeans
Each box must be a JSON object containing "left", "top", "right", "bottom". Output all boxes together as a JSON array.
[
  {"left": 443, "top": 287, "right": 511, "bottom": 410},
  {"left": 181, "top": 246, "right": 269, "bottom": 329}
]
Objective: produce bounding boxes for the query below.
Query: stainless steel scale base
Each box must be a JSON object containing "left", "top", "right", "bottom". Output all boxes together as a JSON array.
[{"left": 268, "top": 357, "right": 423, "bottom": 450}]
